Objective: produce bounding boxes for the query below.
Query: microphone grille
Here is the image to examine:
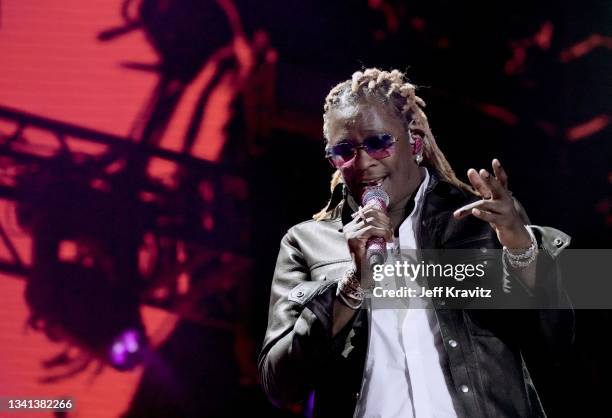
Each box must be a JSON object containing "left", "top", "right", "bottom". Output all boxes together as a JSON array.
[{"left": 361, "top": 186, "right": 389, "bottom": 208}]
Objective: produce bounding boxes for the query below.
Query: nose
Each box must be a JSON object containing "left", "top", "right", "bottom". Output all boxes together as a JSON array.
[{"left": 352, "top": 147, "right": 377, "bottom": 170}]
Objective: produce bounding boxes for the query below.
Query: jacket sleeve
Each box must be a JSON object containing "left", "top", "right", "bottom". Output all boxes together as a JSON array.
[
  {"left": 516, "top": 225, "right": 575, "bottom": 364},
  {"left": 497, "top": 198, "right": 575, "bottom": 363},
  {"left": 257, "top": 227, "right": 359, "bottom": 408}
]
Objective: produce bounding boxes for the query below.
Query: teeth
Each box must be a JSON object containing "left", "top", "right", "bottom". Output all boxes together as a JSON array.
[{"left": 362, "top": 177, "right": 385, "bottom": 186}]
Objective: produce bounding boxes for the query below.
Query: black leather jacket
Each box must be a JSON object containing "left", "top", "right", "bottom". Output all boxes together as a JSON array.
[{"left": 258, "top": 169, "right": 574, "bottom": 418}]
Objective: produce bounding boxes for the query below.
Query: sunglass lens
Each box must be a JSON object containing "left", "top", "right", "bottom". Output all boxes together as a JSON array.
[
  {"left": 365, "top": 134, "right": 395, "bottom": 158},
  {"left": 328, "top": 142, "right": 355, "bottom": 165}
]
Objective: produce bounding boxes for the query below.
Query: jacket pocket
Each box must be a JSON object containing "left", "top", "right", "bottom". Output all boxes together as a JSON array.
[{"left": 287, "top": 260, "right": 352, "bottom": 305}]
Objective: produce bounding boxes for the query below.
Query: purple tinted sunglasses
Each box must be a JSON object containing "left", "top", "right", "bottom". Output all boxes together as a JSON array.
[{"left": 325, "top": 133, "right": 398, "bottom": 169}]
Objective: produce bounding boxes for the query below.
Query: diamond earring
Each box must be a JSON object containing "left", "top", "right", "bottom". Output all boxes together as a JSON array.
[{"left": 409, "top": 132, "right": 424, "bottom": 165}]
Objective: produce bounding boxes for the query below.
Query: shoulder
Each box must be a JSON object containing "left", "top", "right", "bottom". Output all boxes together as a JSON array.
[
  {"left": 281, "top": 216, "right": 350, "bottom": 267},
  {"left": 285, "top": 217, "right": 343, "bottom": 244}
]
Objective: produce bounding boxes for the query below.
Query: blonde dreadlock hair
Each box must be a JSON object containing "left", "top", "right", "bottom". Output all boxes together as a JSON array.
[{"left": 314, "top": 68, "right": 475, "bottom": 220}]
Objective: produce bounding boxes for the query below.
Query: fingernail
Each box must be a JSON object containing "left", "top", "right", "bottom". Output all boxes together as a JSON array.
[{"left": 473, "top": 208, "right": 481, "bottom": 215}]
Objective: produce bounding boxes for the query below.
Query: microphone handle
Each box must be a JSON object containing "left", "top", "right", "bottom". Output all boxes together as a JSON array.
[
  {"left": 361, "top": 186, "right": 390, "bottom": 270},
  {"left": 366, "top": 236, "right": 386, "bottom": 269}
]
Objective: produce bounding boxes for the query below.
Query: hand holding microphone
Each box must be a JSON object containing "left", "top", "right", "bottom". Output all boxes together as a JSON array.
[{"left": 343, "top": 186, "right": 393, "bottom": 278}]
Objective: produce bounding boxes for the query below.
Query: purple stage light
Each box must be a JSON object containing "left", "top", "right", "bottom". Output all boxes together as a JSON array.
[{"left": 108, "top": 329, "right": 145, "bottom": 370}]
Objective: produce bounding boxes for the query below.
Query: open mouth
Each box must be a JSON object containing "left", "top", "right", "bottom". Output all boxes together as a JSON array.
[{"left": 359, "top": 176, "right": 388, "bottom": 188}]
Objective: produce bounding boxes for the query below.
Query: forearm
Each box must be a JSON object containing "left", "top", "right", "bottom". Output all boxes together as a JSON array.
[
  {"left": 501, "top": 225, "right": 575, "bottom": 358},
  {"left": 332, "top": 263, "right": 370, "bottom": 337},
  {"left": 507, "top": 257, "right": 537, "bottom": 290},
  {"left": 332, "top": 298, "right": 359, "bottom": 337}
]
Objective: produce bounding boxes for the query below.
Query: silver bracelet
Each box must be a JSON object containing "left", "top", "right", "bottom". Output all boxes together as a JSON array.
[
  {"left": 337, "top": 268, "right": 364, "bottom": 309},
  {"left": 503, "top": 226, "right": 538, "bottom": 268},
  {"left": 337, "top": 291, "right": 363, "bottom": 310}
]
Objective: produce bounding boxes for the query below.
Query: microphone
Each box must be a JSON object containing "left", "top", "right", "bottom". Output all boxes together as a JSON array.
[{"left": 361, "top": 186, "right": 390, "bottom": 269}]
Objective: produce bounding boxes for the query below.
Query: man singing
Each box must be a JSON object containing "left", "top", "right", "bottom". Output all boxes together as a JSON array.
[{"left": 258, "top": 68, "right": 573, "bottom": 417}]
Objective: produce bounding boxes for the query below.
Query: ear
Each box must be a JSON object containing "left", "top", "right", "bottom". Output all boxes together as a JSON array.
[
  {"left": 408, "top": 125, "right": 426, "bottom": 138},
  {"left": 408, "top": 131, "right": 424, "bottom": 155}
]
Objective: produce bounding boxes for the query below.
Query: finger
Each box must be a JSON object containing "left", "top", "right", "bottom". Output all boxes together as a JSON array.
[
  {"left": 351, "top": 206, "right": 386, "bottom": 220},
  {"left": 467, "top": 168, "right": 492, "bottom": 199},
  {"left": 492, "top": 158, "right": 509, "bottom": 190},
  {"left": 346, "top": 211, "right": 391, "bottom": 233},
  {"left": 352, "top": 208, "right": 391, "bottom": 227},
  {"left": 344, "top": 215, "right": 363, "bottom": 230},
  {"left": 479, "top": 169, "right": 505, "bottom": 200},
  {"left": 351, "top": 205, "right": 365, "bottom": 221},
  {"left": 344, "top": 215, "right": 370, "bottom": 234},
  {"left": 471, "top": 207, "right": 500, "bottom": 224},
  {"left": 350, "top": 202, "right": 378, "bottom": 221},
  {"left": 346, "top": 221, "right": 388, "bottom": 239},
  {"left": 453, "top": 199, "right": 484, "bottom": 219},
  {"left": 353, "top": 225, "right": 394, "bottom": 242},
  {"left": 453, "top": 199, "right": 505, "bottom": 219},
  {"left": 351, "top": 204, "right": 387, "bottom": 219},
  {"left": 359, "top": 216, "right": 391, "bottom": 230}
]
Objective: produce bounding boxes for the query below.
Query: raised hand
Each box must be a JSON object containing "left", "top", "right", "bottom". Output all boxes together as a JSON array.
[{"left": 453, "top": 158, "right": 532, "bottom": 250}]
